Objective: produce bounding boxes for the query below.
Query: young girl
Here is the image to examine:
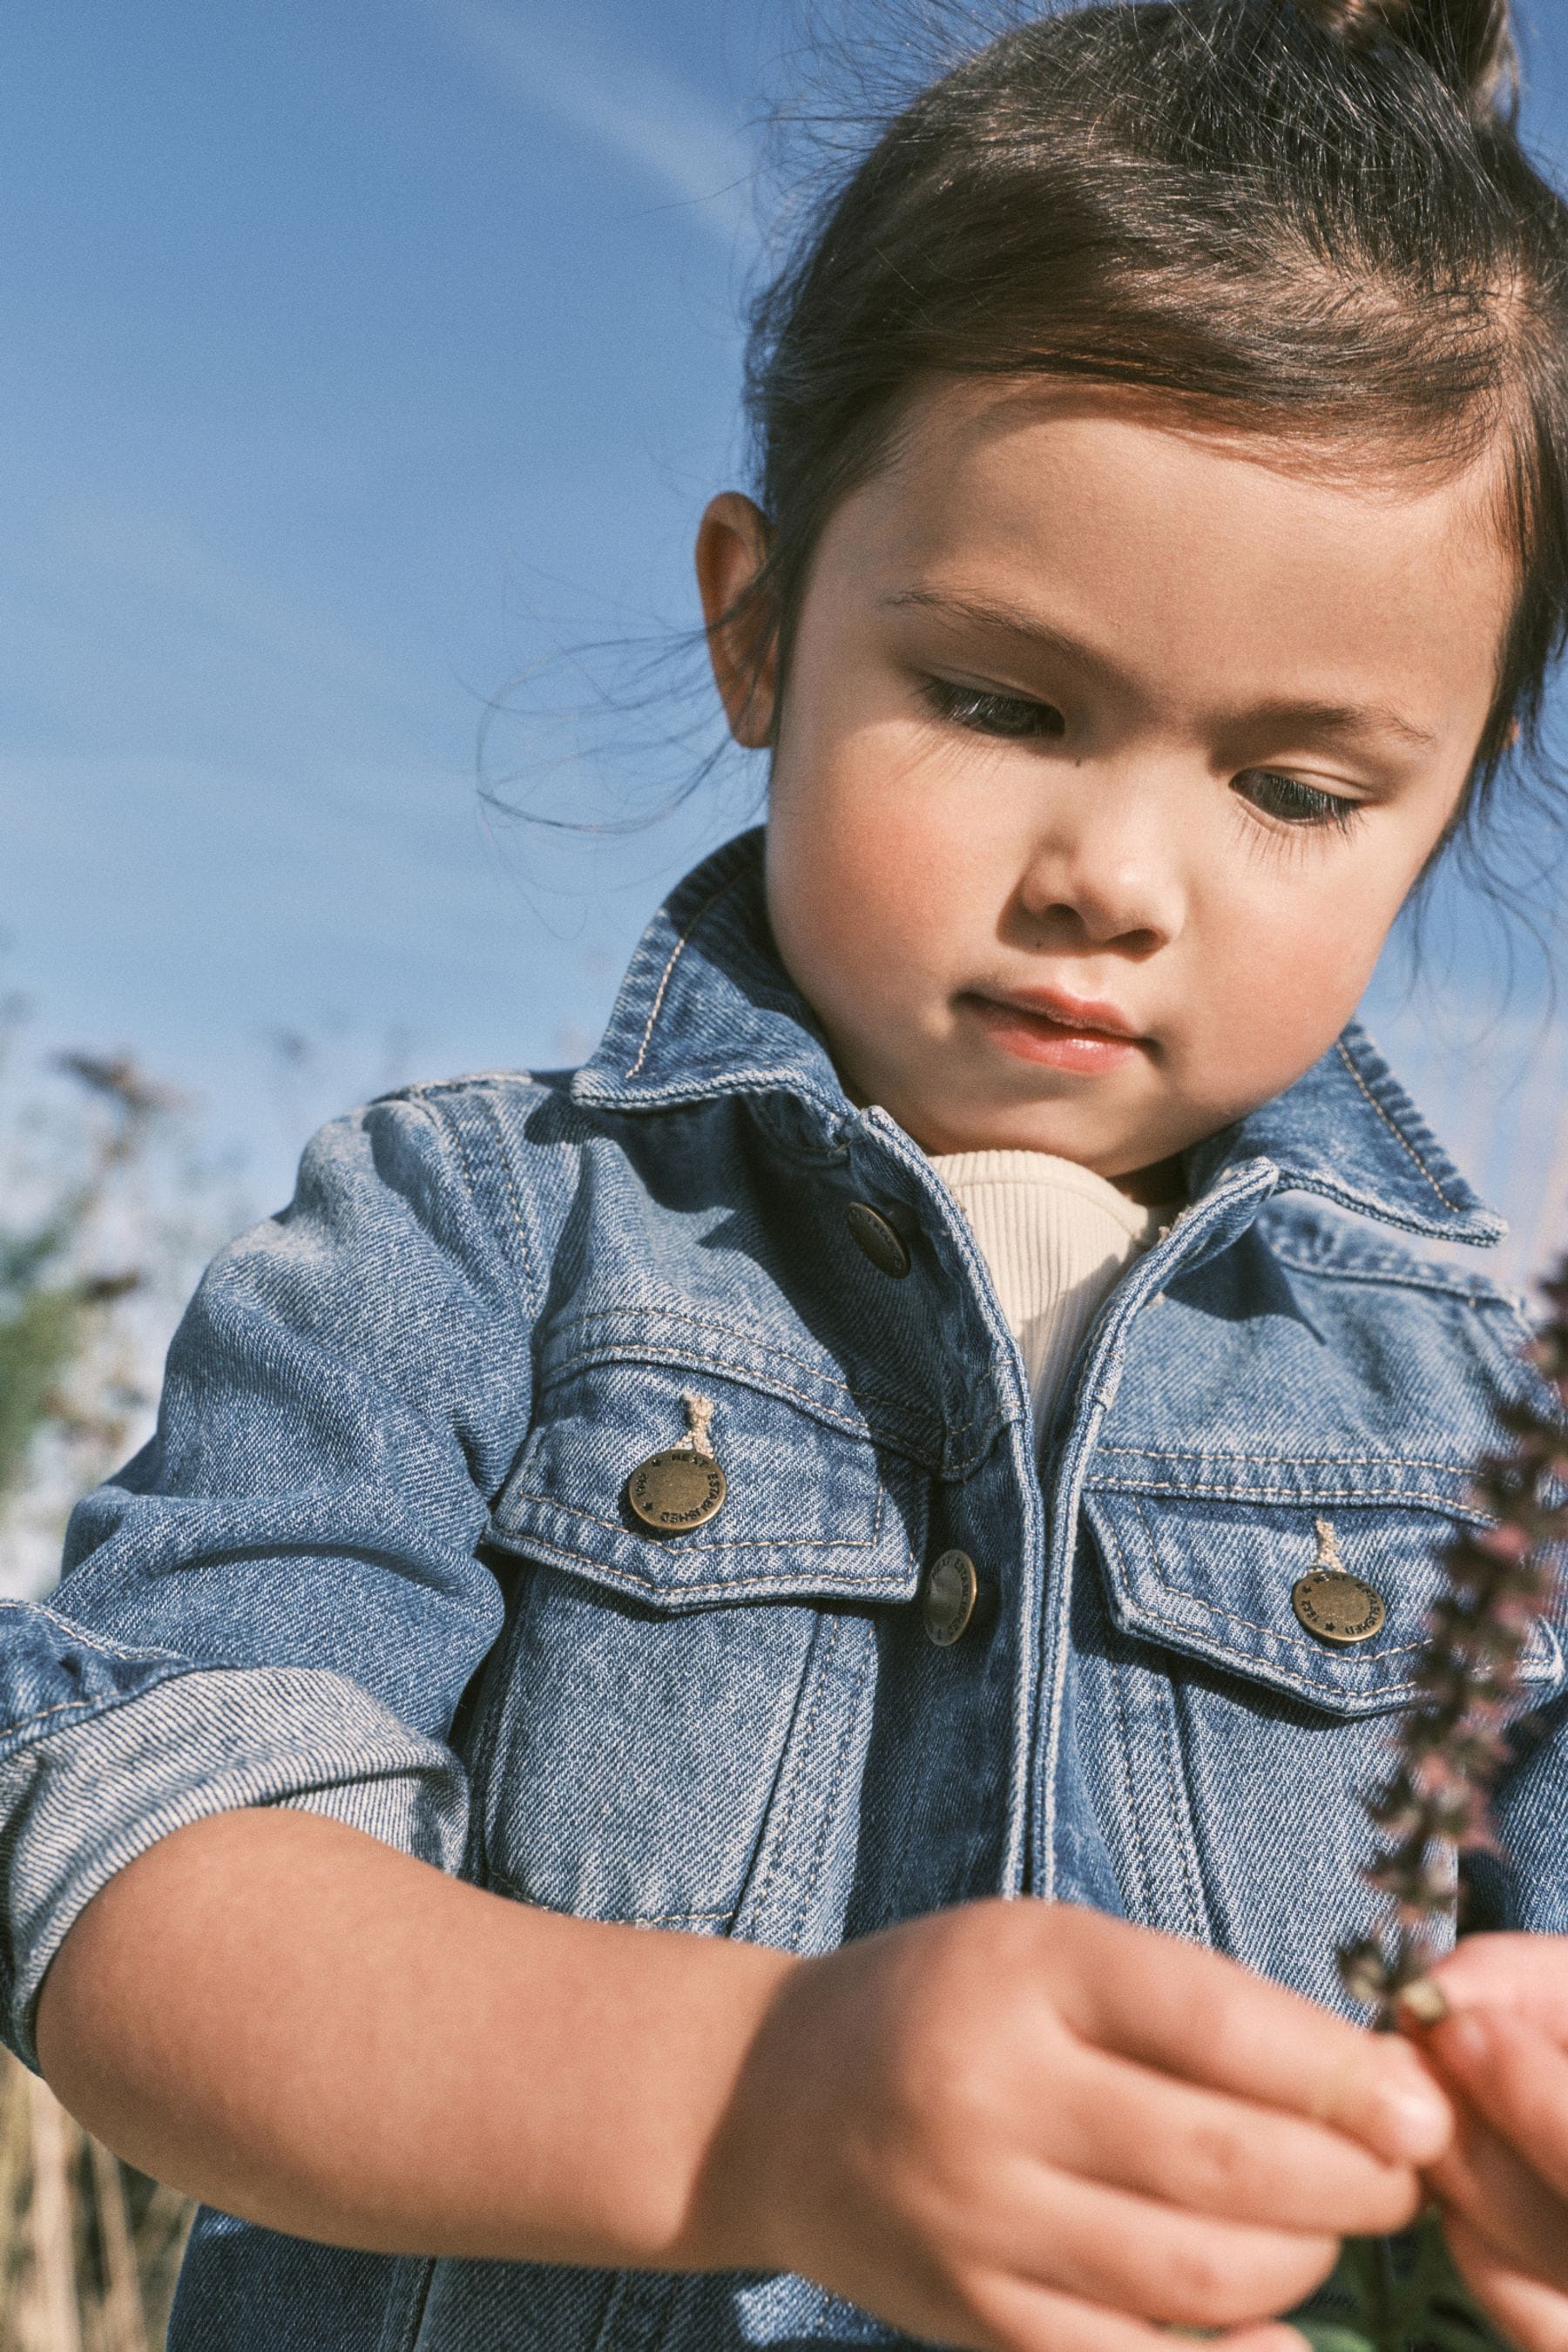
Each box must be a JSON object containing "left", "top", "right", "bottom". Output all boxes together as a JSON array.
[{"left": 6, "top": 1, "right": 1568, "bottom": 2346}]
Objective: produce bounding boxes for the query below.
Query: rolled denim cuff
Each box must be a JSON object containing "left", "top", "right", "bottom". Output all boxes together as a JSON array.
[{"left": 0, "top": 1666, "right": 470, "bottom": 2069}]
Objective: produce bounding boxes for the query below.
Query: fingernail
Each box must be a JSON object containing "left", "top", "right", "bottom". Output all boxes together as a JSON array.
[
  {"left": 1396, "top": 1977, "right": 1450, "bottom": 2029},
  {"left": 1380, "top": 2076, "right": 1453, "bottom": 2159}
]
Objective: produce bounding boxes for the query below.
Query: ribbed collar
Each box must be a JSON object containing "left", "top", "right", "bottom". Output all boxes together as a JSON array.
[{"left": 570, "top": 829, "right": 1504, "bottom": 1248}]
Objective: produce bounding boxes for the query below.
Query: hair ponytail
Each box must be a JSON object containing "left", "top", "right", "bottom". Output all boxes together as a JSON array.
[{"left": 1296, "top": 0, "right": 1518, "bottom": 119}]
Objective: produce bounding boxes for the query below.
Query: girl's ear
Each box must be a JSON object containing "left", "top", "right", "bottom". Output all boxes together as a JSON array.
[{"left": 695, "top": 493, "right": 778, "bottom": 749}]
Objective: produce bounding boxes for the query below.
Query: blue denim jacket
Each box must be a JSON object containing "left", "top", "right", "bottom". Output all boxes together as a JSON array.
[{"left": 2, "top": 828, "right": 1565, "bottom": 2352}]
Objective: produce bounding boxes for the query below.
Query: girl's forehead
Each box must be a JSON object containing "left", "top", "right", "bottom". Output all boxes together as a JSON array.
[
  {"left": 850, "top": 375, "right": 1515, "bottom": 614},
  {"left": 879, "top": 373, "right": 1503, "bottom": 516},
  {"left": 801, "top": 378, "right": 1513, "bottom": 753}
]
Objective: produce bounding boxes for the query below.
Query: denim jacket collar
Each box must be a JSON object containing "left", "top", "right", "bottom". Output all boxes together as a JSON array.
[{"left": 571, "top": 828, "right": 1504, "bottom": 1249}]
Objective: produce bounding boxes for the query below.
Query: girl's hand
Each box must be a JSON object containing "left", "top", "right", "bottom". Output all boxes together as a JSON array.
[
  {"left": 696, "top": 1900, "right": 1452, "bottom": 2352},
  {"left": 1416, "top": 1934, "right": 1568, "bottom": 2352}
]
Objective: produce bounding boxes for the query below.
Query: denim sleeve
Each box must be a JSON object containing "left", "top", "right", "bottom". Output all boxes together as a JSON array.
[{"left": 0, "top": 1088, "right": 535, "bottom": 2068}]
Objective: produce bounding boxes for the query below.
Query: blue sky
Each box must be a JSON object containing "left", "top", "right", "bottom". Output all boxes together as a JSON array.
[
  {"left": 3, "top": 0, "right": 768, "bottom": 1200},
  {"left": 6, "top": 0, "right": 1568, "bottom": 1254}
]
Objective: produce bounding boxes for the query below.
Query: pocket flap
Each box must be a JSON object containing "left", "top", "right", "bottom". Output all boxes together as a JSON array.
[
  {"left": 490, "top": 1359, "right": 923, "bottom": 1610},
  {"left": 1084, "top": 1487, "right": 1563, "bottom": 1714}
]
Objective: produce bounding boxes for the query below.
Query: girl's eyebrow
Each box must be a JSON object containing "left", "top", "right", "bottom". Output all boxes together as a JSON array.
[
  {"left": 1246, "top": 697, "right": 1440, "bottom": 756},
  {"left": 878, "top": 585, "right": 1441, "bottom": 754},
  {"left": 879, "top": 585, "right": 1097, "bottom": 672}
]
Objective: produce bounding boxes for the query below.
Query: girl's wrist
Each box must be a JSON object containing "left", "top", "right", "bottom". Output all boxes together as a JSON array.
[{"left": 672, "top": 1948, "right": 825, "bottom": 2279}]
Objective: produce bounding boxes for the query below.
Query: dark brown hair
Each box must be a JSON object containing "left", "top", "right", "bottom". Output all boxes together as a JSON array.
[{"left": 737, "top": 0, "right": 1568, "bottom": 822}]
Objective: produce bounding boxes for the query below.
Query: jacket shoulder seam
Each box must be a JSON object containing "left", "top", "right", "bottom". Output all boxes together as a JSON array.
[
  {"left": 396, "top": 1089, "right": 544, "bottom": 1327},
  {"left": 381, "top": 1069, "right": 542, "bottom": 1103}
]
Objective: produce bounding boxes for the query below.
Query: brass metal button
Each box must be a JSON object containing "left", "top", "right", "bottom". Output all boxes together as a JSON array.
[
  {"left": 922, "top": 1549, "right": 984, "bottom": 1646},
  {"left": 1291, "top": 1516, "right": 1385, "bottom": 1646},
  {"left": 846, "top": 1200, "right": 911, "bottom": 1279},
  {"left": 1291, "top": 1569, "right": 1386, "bottom": 1646},
  {"left": 627, "top": 1448, "right": 727, "bottom": 1533}
]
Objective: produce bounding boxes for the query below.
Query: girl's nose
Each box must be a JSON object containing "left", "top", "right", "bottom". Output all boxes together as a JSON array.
[{"left": 1011, "top": 788, "right": 1186, "bottom": 952}]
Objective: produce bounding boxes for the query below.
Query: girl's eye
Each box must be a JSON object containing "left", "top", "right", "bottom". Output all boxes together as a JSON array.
[
  {"left": 1233, "top": 768, "right": 1362, "bottom": 832},
  {"left": 922, "top": 677, "right": 1066, "bottom": 740}
]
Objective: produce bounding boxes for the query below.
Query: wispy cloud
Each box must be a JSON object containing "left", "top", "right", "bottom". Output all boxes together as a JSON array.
[
  {"left": 430, "top": 0, "right": 755, "bottom": 250},
  {"left": 16, "top": 495, "right": 428, "bottom": 766}
]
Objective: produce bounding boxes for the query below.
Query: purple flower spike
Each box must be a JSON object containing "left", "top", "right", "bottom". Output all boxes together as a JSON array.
[{"left": 1338, "top": 1262, "right": 1568, "bottom": 2014}]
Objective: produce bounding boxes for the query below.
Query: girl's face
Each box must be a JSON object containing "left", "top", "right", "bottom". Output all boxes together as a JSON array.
[{"left": 697, "top": 382, "right": 1514, "bottom": 1189}]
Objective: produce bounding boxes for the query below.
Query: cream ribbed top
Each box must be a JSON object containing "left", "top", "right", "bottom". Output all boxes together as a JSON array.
[{"left": 929, "top": 1152, "right": 1166, "bottom": 1430}]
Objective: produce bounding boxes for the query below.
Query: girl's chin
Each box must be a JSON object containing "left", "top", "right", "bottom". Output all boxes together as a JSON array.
[
  {"left": 827, "top": 1020, "right": 1169, "bottom": 1167},
  {"left": 894, "top": 1089, "right": 1146, "bottom": 1170}
]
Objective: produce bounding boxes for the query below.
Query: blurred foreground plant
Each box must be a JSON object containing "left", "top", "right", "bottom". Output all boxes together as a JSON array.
[
  {"left": 0, "top": 1046, "right": 176, "bottom": 1509},
  {"left": 0, "top": 1004, "right": 247, "bottom": 1592},
  {"left": 1286, "top": 1260, "right": 1568, "bottom": 2352},
  {"left": 1338, "top": 1260, "right": 1568, "bottom": 2019},
  {"left": 0, "top": 2048, "right": 191, "bottom": 2352},
  {"left": 0, "top": 1018, "right": 218, "bottom": 2343}
]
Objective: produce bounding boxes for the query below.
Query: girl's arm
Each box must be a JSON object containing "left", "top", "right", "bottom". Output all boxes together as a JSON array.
[
  {"left": 37, "top": 1806, "right": 794, "bottom": 2268},
  {"left": 38, "top": 1808, "right": 1452, "bottom": 2352}
]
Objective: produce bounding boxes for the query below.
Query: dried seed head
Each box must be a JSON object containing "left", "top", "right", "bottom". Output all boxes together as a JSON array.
[{"left": 1341, "top": 1253, "right": 1568, "bottom": 2018}]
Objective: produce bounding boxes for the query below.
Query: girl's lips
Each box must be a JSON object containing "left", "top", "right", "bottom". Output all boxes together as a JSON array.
[{"left": 963, "top": 991, "right": 1148, "bottom": 1073}]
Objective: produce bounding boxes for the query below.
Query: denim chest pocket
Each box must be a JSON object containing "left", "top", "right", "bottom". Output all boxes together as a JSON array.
[
  {"left": 490, "top": 1356, "right": 923, "bottom": 1607},
  {"left": 1084, "top": 1485, "right": 1562, "bottom": 1712},
  {"left": 1077, "top": 1480, "right": 1564, "bottom": 2006},
  {"left": 476, "top": 1359, "right": 926, "bottom": 1942}
]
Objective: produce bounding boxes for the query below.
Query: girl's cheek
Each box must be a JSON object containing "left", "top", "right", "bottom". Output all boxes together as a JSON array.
[
  {"left": 778, "top": 755, "right": 983, "bottom": 964},
  {"left": 1197, "top": 875, "right": 1390, "bottom": 1095}
]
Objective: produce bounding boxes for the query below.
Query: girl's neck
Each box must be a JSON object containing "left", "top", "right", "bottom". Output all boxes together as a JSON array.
[{"left": 1112, "top": 1152, "right": 1187, "bottom": 1209}]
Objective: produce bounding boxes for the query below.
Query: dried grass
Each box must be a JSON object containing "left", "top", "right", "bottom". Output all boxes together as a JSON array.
[{"left": 0, "top": 2050, "right": 193, "bottom": 2352}]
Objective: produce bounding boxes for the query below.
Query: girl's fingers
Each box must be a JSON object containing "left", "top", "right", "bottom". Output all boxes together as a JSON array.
[
  {"left": 1056, "top": 1922, "right": 1451, "bottom": 2166},
  {"left": 1425, "top": 2010, "right": 1568, "bottom": 2211},
  {"left": 1425, "top": 2105, "right": 1568, "bottom": 2290},
  {"left": 1442, "top": 2210, "right": 1568, "bottom": 2352},
  {"left": 1039, "top": 2035, "right": 1421, "bottom": 2235},
  {"left": 969, "top": 2159, "right": 1337, "bottom": 2330},
  {"left": 1429, "top": 1934, "right": 1568, "bottom": 2040},
  {"left": 961, "top": 2264, "right": 1308, "bottom": 2352}
]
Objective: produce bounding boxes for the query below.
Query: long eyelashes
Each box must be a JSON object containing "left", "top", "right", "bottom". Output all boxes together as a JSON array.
[
  {"left": 920, "top": 676, "right": 1067, "bottom": 741},
  {"left": 922, "top": 677, "right": 1368, "bottom": 838},
  {"left": 1231, "top": 769, "right": 1364, "bottom": 834}
]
